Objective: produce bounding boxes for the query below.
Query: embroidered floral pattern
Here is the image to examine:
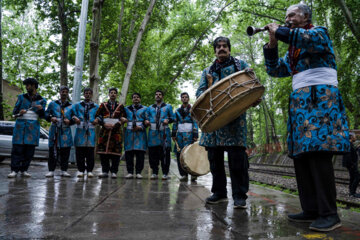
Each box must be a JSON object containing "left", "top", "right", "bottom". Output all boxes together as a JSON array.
[{"left": 287, "top": 85, "right": 350, "bottom": 157}]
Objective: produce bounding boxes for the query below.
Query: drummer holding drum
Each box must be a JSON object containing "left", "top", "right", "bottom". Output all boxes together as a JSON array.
[
  {"left": 171, "top": 92, "right": 199, "bottom": 182},
  {"left": 195, "top": 36, "right": 258, "bottom": 209}
]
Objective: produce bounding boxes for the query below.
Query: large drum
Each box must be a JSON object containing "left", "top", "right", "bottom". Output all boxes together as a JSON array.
[
  {"left": 191, "top": 69, "right": 264, "bottom": 132},
  {"left": 180, "top": 142, "right": 210, "bottom": 176}
]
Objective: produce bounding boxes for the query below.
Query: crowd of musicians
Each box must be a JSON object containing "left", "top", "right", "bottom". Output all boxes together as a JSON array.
[
  {"left": 5, "top": 3, "right": 358, "bottom": 233},
  {"left": 9, "top": 83, "right": 199, "bottom": 182}
]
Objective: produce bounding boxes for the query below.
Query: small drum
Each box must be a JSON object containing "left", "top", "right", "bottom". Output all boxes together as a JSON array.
[
  {"left": 180, "top": 142, "right": 210, "bottom": 176},
  {"left": 191, "top": 69, "right": 264, "bottom": 132}
]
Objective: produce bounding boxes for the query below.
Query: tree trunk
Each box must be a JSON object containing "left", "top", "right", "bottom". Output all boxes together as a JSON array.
[
  {"left": 0, "top": 0, "right": 3, "bottom": 120},
  {"left": 89, "top": 0, "right": 104, "bottom": 103},
  {"left": 262, "top": 102, "right": 271, "bottom": 153},
  {"left": 57, "top": 0, "right": 69, "bottom": 87},
  {"left": 119, "top": 0, "right": 156, "bottom": 104},
  {"left": 72, "top": 0, "right": 89, "bottom": 103},
  {"left": 247, "top": 110, "right": 254, "bottom": 148},
  {"left": 336, "top": 0, "right": 360, "bottom": 44}
]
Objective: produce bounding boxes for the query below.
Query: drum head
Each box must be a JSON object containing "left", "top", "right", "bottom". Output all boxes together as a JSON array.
[
  {"left": 180, "top": 142, "right": 209, "bottom": 176},
  {"left": 191, "top": 70, "right": 264, "bottom": 132}
]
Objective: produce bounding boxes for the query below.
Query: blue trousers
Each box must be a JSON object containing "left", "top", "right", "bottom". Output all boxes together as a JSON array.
[{"left": 11, "top": 144, "right": 36, "bottom": 172}]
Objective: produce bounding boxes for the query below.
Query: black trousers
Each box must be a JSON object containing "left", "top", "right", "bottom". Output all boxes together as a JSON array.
[
  {"left": 176, "top": 152, "right": 188, "bottom": 176},
  {"left": 10, "top": 144, "right": 35, "bottom": 172},
  {"left": 207, "top": 146, "right": 249, "bottom": 200},
  {"left": 48, "top": 147, "right": 71, "bottom": 171},
  {"left": 148, "top": 146, "right": 170, "bottom": 175},
  {"left": 344, "top": 159, "right": 360, "bottom": 195},
  {"left": 293, "top": 152, "right": 337, "bottom": 217},
  {"left": 347, "top": 165, "right": 360, "bottom": 195},
  {"left": 100, "top": 154, "right": 120, "bottom": 174},
  {"left": 75, "top": 147, "right": 95, "bottom": 172},
  {"left": 125, "top": 150, "right": 145, "bottom": 174}
]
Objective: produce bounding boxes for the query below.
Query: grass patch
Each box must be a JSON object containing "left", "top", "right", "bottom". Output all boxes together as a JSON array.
[
  {"left": 282, "top": 176, "right": 295, "bottom": 179},
  {"left": 336, "top": 202, "right": 346, "bottom": 208},
  {"left": 349, "top": 207, "right": 360, "bottom": 213},
  {"left": 250, "top": 180, "right": 298, "bottom": 195}
]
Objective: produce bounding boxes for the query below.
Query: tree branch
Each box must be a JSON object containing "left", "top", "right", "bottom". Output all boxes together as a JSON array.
[
  {"left": 335, "top": 0, "right": 360, "bottom": 44},
  {"left": 231, "top": 8, "right": 285, "bottom": 23},
  {"left": 167, "top": 0, "right": 237, "bottom": 87},
  {"left": 117, "top": 0, "right": 128, "bottom": 67}
]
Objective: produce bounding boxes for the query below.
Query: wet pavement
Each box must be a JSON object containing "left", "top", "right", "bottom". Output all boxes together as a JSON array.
[{"left": 1, "top": 159, "right": 360, "bottom": 240}]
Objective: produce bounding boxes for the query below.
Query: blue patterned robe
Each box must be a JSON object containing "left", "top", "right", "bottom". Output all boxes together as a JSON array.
[
  {"left": 66, "top": 101, "right": 99, "bottom": 147},
  {"left": 196, "top": 57, "right": 249, "bottom": 147},
  {"left": 146, "top": 103, "right": 174, "bottom": 148},
  {"left": 171, "top": 105, "right": 199, "bottom": 153},
  {"left": 124, "top": 105, "right": 147, "bottom": 152},
  {"left": 12, "top": 93, "right": 46, "bottom": 146},
  {"left": 263, "top": 25, "right": 350, "bottom": 157},
  {"left": 45, "top": 100, "right": 73, "bottom": 148}
]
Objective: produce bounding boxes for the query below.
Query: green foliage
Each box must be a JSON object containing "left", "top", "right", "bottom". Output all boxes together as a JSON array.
[{"left": 1, "top": 0, "right": 359, "bottom": 147}]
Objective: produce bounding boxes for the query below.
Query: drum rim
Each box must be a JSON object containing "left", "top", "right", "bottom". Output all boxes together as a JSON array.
[{"left": 200, "top": 86, "right": 264, "bottom": 132}]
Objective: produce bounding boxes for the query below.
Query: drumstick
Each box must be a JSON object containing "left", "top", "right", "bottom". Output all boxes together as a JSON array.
[
  {"left": 206, "top": 74, "right": 213, "bottom": 87},
  {"left": 174, "top": 139, "right": 181, "bottom": 153}
]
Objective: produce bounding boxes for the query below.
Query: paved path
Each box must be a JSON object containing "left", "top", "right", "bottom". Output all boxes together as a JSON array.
[{"left": 0, "top": 159, "right": 360, "bottom": 239}]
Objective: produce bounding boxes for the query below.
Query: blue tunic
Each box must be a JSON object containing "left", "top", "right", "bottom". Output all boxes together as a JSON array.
[
  {"left": 264, "top": 26, "right": 337, "bottom": 77},
  {"left": 263, "top": 26, "right": 350, "bottom": 157},
  {"left": 66, "top": 101, "right": 99, "bottom": 147},
  {"left": 124, "top": 105, "right": 148, "bottom": 152},
  {"left": 146, "top": 103, "right": 174, "bottom": 148},
  {"left": 196, "top": 57, "right": 249, "bottom": 147},
  {"left": 45, "top": 100, "right": 73, "bottom": 148},
  {"left": 12, "top": 93, "right": 46, "bottom": 146},
  {"left": 171, "top": 105, "right": 198, "bottom": 153}
]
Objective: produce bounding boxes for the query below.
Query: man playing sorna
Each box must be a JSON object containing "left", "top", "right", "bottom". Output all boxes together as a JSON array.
[{"left": 263, "top": 3, "right": 350, "bottom": 231}]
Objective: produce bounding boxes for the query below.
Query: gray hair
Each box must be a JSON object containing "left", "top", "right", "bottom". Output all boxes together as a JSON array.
[{"left": 288, "top": 3, "right": 312, "bottom": 23}]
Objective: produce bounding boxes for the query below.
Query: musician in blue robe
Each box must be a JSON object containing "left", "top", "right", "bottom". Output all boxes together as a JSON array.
[
  {"left": 124, "top": 93, "right": 148, "bottom": 179},
  {"left": 145, "top": 90, "right": 174, "bottom": 180},
  {"left": 8, "top": 78, "right": 46, "bottom": 178},
  {"left": 171, "top": 92, "right": 198, "bottom": 182},
  {"left": 44, "top": 86, "right": 73, "bottom": 178},
  {"left": 196, "top": 37, "right": 253, "bottom": 209},
  {"left": 66, "top": 87, "right": 99, "bottom": 178},
  {"left": 263, "top": 3, "right": 350, "bottom": 231}
]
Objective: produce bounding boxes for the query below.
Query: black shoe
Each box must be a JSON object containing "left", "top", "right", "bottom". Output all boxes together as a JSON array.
[
  {"left": 350, "top": 193, "right": 360, "bottom": 198},
  {"left": 287, "top": 212, "right": 318, "bottom": 223},
  {"left": 309, "top": 215, "right": 342, "bottom": 232},
  {"left": 205, "top": 194, "right": 228, "bottom": 204},
  {"left": 234, "top": 198, "right": 246, "bottom": 209}
]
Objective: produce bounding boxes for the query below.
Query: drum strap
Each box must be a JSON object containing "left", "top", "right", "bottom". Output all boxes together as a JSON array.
[
  {"left": 208, "top": 56, "right": 244, "bottom": 82},
  {"left": 196, "top": 70, "right": 258, "bottom": 124}
]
